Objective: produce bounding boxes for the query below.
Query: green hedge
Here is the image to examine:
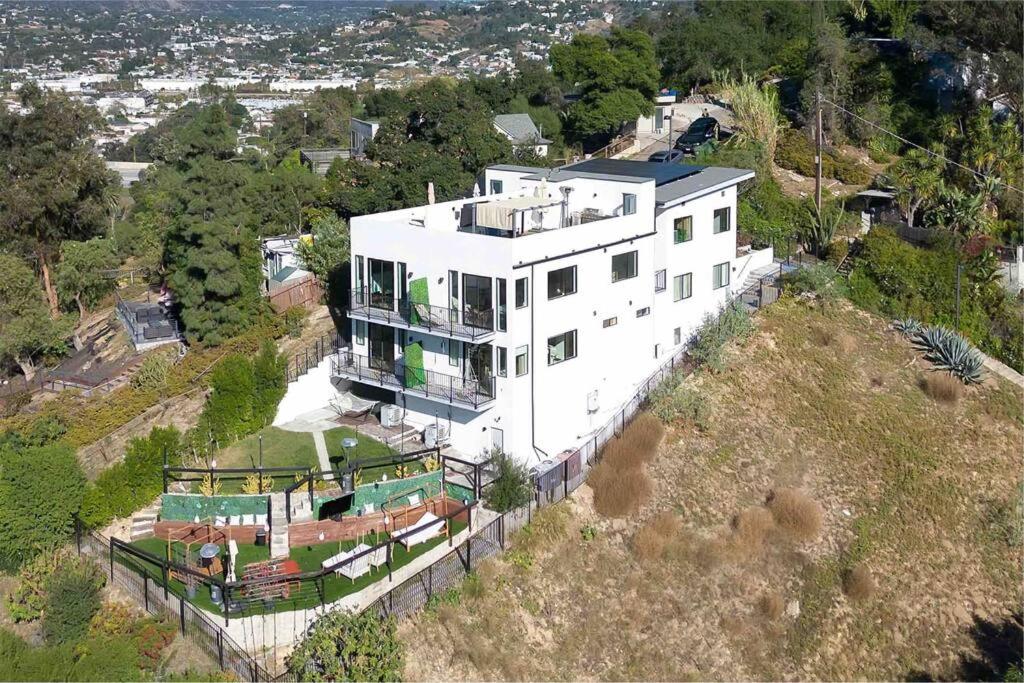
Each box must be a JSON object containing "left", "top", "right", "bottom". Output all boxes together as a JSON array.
[{"left": 161, "top": 493, "right": 269, "bottom": 522}]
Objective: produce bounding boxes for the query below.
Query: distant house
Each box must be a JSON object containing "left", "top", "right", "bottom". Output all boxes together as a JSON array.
[
  {"left": 105, "top": 161, "right": 152, "bottom": 187},
  {"left": 632, "top": 89, "right": 680, "bottom": 136},
  {"left": 350, "top": 117, "right": 380, "bottom": 156},
  {"left": 299, "top": 148, "right": 351, "bottom": 176},
  {"left": 262, "top": 236, "right": 311, "bottom": 291},
  {"left": 493, "top": 113, "right": 550, "bottom": 157}
]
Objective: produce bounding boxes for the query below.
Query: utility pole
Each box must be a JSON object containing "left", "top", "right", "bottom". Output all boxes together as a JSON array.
[
  {"left": 814, "top": 90, "right": 823, "bottom": 212},
  {"left": 955, "top": 262, "right": 963, "bottom": 330}
]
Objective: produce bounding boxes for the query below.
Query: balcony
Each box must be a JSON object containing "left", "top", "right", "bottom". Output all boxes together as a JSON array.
[
  {"left": 331, "top": 350, "right": 495, "bottom": 411},
  {"left": 348, "top": 288, "right": 495, "bottom": 342}
]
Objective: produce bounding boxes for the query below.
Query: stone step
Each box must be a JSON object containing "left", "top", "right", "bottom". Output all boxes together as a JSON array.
[{"left": 269, "top": 492, "right": 289, "bottom": 558}]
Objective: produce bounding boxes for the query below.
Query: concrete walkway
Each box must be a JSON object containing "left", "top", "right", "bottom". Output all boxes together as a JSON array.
[
  {"left": 982, "top": 355, "right": 1024, "bottom": 389},
  {"left": 312, "top": 430, "right": 334, "bottom": 480}
]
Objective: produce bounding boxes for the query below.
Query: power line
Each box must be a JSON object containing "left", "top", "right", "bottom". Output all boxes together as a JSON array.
[{"left": 820, "top": 96, "right": 1024, "bottom": 196}]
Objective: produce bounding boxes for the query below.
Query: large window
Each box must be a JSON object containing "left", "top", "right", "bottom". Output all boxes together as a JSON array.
[
  {"left": 547, "top": 265, "right": 577, "bottom": 299},
  {"left": 674, "top": 273, "right": 692, "bottom": 301},
  {"left": 515, "top": 345, "right": 529, "bottom": 376},
  {"left": 674, "top": 216, "right": 693, "bottom": 243},
  {"left": 713, "top": 262, "right": 730, "bottom": 289},
  {"left": 713, "top": 207, "right": 731, "bottom": 234},
  {"left": 547, "top": 330, "right": 577, "bottom": 365},
  {"left": 515, "top": 277, "right": 528, "bottom": 308},
  {"left": 654, "top": 269, "right": 666, "bottom": 292},
  {"left": 623, "top": 193, "right": 637, "bottom": 215},
  {"left": 611, "top": 251, "right": 638, "bottom": 283}
]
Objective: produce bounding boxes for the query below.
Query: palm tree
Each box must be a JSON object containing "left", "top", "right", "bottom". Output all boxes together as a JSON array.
[
  {"left": 928, "top": 183, "right": 987, "bottom": 236},
  {"left": 889, "top": 147, "right": 944, "bottom": 228}
]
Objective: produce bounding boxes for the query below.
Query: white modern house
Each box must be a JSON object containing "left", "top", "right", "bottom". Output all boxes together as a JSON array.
[{"left": 334, "top": 159, "right": 770, "bottom": 465}]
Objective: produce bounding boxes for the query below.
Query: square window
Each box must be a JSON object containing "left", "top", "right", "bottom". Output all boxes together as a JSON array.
[
  {"left": 515, "top": 345, "right": 529, "bottom": 376},
  {"left": 489, "top": 179, "right": 503, "bottom": 195},
  {"left": 673, "top": 216, "right": 693, "bottom": 243},
  {"left": 603, "top": 317, "right": 617, "bottom": 328},
  {"left": 547, "top": 330, "right": 577, "bottom": 365},
  {"left": 654, "top": 269, "right": 666, "bottom": 292},
  {"left": 515, "top": 277, "right": 528, "bottom": 308},
  {"left": 713, "top": 262, "right": 730, "bottom": 289},
  {"left": 497, "top": 346, "right": 507, "bottom": 377},
  {"left": 547, "top": 265, "right": 577, "bottom": 299},
  {"left": 674, "top": 327, "right": 681, "bottom": 345},
  {"left": 623, "top": 193, "right": 636, "bottom": 215},
  {"left": 636, "top": 307, "right": 650, "bottom": 318},
  {"left": 713, "top": 207, "right": 731, "bottom": 234},
  {"left": 611, "top": 250, "right": 638, "bottom": 283}
]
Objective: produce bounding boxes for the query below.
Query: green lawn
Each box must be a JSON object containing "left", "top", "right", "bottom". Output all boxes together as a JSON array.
[
  {"left": 210, "top": 426, "right": 404, "bottom": 493},
  {"left": 127, "top": 520, "right": 467, "bottom": 616}
]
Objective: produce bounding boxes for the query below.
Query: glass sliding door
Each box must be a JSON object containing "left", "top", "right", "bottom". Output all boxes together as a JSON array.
[
  {"left": 465, "top": 343, "right": 493, "bottom": 397},
  {"left": 367, "top": 323, "right": 395, "bottom": 370},
  {"left": 462, "top": 273, "right": 493, "bottom": 329},
  {"left": 368, "top": 259, "right": 395, "bottom": 309}
]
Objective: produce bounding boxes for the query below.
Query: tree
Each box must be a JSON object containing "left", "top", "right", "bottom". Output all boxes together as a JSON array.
[
  {"left": 483, "top": 450, "right": 532, "bottom": 513},
  {"left": 252, "top": 151, "right": 322, "bottom": 236},
  {"left": 800, "top": 199, "right": 847, "bottom": 258},
  {"left": 0, "top": 441, "right": 86, "bottom": 570},
  {"left": 170, "top": 102, "right": 237, "bottom": 163},
  {"left": 287, "top": 609, "right": 403, "bottom": 682},
  {"left": 0, "top": 254, "right": 72, "bottom": 380},
  {"left": 269, "top": 87, "right": 357, "bottom": 155},
  {"left": 296, "top": 214, "right": 350, "bottom": 287},
  {"left": 41, "top": 557, "right": 104, "bottom": 645},
  {"left": 550, "top": 28, "right": 659, "bottom": 140},
  {"left": 252, "top": 341, "right": 287, "bottom": 429},
  {"left": 0, "top": 83, "right": 119, "bottom": 314},
  {"left": 55, "top": 238, "right": 118, "bottom": 318},
  {"left": 927, "top": 184, "right": 988, "bottom": 236},
  {"left": 165, "top": 218, "right": 264, "bottom": 346},
  {"left": 715, "top": 72, "right": 783, "bottom": 168},
  {"left": 889, "top": 147, "right": 945, "bottom": 228}
]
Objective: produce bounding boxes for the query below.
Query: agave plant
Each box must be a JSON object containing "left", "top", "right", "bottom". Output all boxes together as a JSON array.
[
  {"left": 911, "top": 326, "right": 985, "bottom": 384},
  {"left": 893, "top": 318, "right": 924, "bottom": 337}
]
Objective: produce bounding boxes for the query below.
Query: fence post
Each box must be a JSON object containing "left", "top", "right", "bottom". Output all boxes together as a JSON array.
[
  {"left": 74, "top": 516, "right": 82, "bottom": 555},
  {"left": 428, "top": 563, "right": 433, "bottom": 597},
  {"left": 179, "top": 592, "right": 186, "bottom": 635},
  {"left": 563, "top": 460, "right": 569, "bottom": 500},
  {"left": 218, "top": 629, "right": 224, "bottom": 669},
  {"left": 144, "top": 570, "right": 150, "bottom": 611},
  {"left": 162, "top": 563, "right": 169, "bottom": 599},
  {"left": 108, "top": 537, "right": 114, "bottom": 579}
]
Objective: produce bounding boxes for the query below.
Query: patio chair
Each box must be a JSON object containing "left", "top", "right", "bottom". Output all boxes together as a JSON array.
[
  {"left": 242, "top": 514, "right": 256, "bottom": 526},
  {"left": 398, "top": 512, "right": 445, "bottom": 550},
  {"left": 367, "top": 544, "right": 387, "bottom": 573},
  {"left": 321, "top": 549, "right": 349, "bottom": 570},
  {"left": 229, "top": 515, "right": 241, "bottom": 526},
  {"left": 407, "top": 493, "right": 421, "bottom": 506},
  {"left": 214, "top": 515, "right": 227, "bottom": 528},
  {"left": 337, "top": 544, "right": 372, "bottom": 582}
]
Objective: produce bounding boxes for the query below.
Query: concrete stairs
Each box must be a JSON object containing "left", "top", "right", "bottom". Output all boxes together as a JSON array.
[
  {"left": 130, "top": 505, "right": 160, "bottom": 541},
  {"left": 269, "top": 492, "right": 290, "bottom": 558},
  {"left": 384, "top": 425, "right": 421, "bottom": 449},
  {"left": 288, "top": 489, "right": 315, "bottom": 523}
]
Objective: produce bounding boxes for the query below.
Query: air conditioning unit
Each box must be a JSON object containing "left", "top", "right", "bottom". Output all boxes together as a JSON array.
[
  {"left": 424, "top": 423, "right": 450, "bottom": 449},
  {"left": 380, "top": 404, "right": 402, "bottom": 428}
]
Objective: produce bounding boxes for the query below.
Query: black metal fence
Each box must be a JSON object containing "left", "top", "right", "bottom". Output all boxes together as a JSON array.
[
  {"left": 350, "top": 288, "right": 495, "bottom": 341},
  {"left": 285, "top": 331, "right": 343, "bottom": 383}
]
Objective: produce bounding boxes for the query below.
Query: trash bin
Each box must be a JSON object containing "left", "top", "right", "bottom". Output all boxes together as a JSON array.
[
  {"left": 254, "top": 527, "right": 267, "bottom": 546},
  {"left": 210, "top": 584, "right": 223, "bottom": 605}
]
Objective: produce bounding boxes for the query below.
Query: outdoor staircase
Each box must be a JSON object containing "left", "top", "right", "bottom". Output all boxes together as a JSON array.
[
  {"left": 384, "top": 424, "right": 421, "bottom": 449},
  {"left": 288, "top": 490, "right": 315, "bottom": 523},
  {"left": 269, "top": 492, "right": 290, "bottom": 558},
  {"left": 836, "top": 240, "right": 863, "bottom": 277},
  {"left": 130, "top": 505, "right": 160, "bottom": 541}
]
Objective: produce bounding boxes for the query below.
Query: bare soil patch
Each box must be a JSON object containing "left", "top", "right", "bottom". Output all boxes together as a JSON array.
[{"left": 399, "top": 299, "right": 1023, "bottom": 681}]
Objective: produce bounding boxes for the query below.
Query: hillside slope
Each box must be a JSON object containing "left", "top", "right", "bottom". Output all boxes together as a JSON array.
[{"left": 400, "top": 299, "right": 1023, "bottom": 681}]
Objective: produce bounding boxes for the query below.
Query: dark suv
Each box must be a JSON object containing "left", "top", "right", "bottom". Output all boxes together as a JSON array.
[{"left": 674, "top": 116, "right": 720, "bottom": 155}]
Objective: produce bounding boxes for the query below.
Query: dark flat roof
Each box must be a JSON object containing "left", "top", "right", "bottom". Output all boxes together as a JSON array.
[{"left": 562, "top": 159, "right": 704, "bottom": 186}]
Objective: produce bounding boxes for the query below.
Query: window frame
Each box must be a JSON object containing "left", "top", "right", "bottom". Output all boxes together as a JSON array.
[
  {"left": 354, "top": 320, "right": 366, "bottom": 344},
  {"left": 603, "top": 317, "right": 617, "bottom": 328},
  {"left": 496, "top": 278, "right": 507, "bottom": 332},
  {"left": 546, "top": 265, "right": 577, "bottom": 300},
  {"left": 713, "top": 207, "right": 731, "bottom": 234},
  {"left": 448, "top": 339, "right": 461, "bottom": 366},
  {"left": 497, "top": 346, "right": 507, "bottom": 377},
  {"left": 673, "top": 327, "right": 681, "bottom": 345},
  {"left": 673, "top": 215, "right": 693, "bottom": 244},
  {"left": 654, "top": 269, "right": 666, "bottom": 293},
  {"left": 636, "top": 307, "right": 650, "bottom": 318},
  {"left": 515, "top": 277, "right": 529, "bottom": 309},
  {"left": 623, "top": 193, "right": 637, "bottom": 215},
  {"left": 515, "top": 345, "right": 529, "bottom": 376},
  {"left": 712, "top": 262, "right": 730, "bottom": 289},
  {"left": 489, "top": 179, "right": 503, "bottom": 195},
  {"left": 674, "top": 272, "right": 693, "bottom": 301},
  {"left": 611, "top": 250, "right": 638, "bottom": 283},
  {"left": 546, "top": 330, "right": 577, "bottom": 366}
]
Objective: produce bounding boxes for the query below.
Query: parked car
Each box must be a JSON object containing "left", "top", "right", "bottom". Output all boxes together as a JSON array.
[
  {"left": 674, "top": 116, "right": 720, "bottom": 155},
  {"left": 647, "top": 149, "right": 685, "bottom": 163}
]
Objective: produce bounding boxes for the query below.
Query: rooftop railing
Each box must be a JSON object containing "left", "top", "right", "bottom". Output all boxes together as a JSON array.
[
  {"left": 331, "top": 349, "right": 495, "bottom": 410},
  {"left": 349, "top": 288, "right": 495, "bottom": 341}
]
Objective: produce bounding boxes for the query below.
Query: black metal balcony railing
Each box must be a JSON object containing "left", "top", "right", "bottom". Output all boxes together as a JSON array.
[
  {"left": 331, "top": 349, "right": 496, "bottom": 410},
  {"left": 349, "top": 288, "right": 495, "bottom": 341}
]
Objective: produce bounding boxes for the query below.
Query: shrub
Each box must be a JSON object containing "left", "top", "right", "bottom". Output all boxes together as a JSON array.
[
  {"left": 920, "top": 373, "right": 963, "bottom": 404},
  {"left": 781, "top": 263, "right": 848, "bottom": 303},
  {"left": 483, "top": 450, "right": 532, "bottom": 513},
  {"left": 200, "top": 354, "right": 257, "bottom": 442},
  {"left": 0, "top": 629, "right": 144, "bottom": 682},
  {"left": 827, "top": 239, "right": 849, "bottom": 266},
  {"left": 6, "top": 547, "right": 77, "bottom": 622},
  {"left": 624, "top": 413, "right": 664, "bottom": 455},
  {"left": 130, "top": 353, "right": 171, "bottom": 391},
  {"left": 775, "top": 128, "right": 872, "bottom": 184},
  {"left": 252, "top": 340, "right": 287, "bottom": 427},
  {"left": 893, "top": 317, "right": 925, "bottom": 336},
  {"left": 79, "top": 426, "right": 182, "bottom": 530},
  {"left": 132, "top": 619, "right": 177, "bottom": 669},
  {"left": 758, "top": 591, "right": 785, "bottom": 620},
  {"left": 632, "top": 511, "right": 681, "bottom": 561},
  {"left": 689, "top": 301, "right": 753, "bottom": 372},
  {"left": 649, "top": 375, "right": 710, "bottom": 430},
  {"left": 287, "top": 609, "right": 403, "bottom": 682},
  {"left": 0, "top": 441, "right": 85, "bottom": 570},
  {"left": 241, "top": 473, "right": 274, "bottom": 494},
  {"left": 911, "top": 326, "right": 985, "bottom": 384},
  {"left": 282, "top": 306, "right": 308, "bottom": 338},
  {"left": 42, "top": 557, "right": 105, "bottom": 645},
  {"left": 766, "top": 488, "right": 823, "bottom": 542},
  {"left": 589, "top": 458, "right": 651, "bottom": 518},
  {"left": 842, "top": 564, "right": 876, "bottom": 602},
  {"left": 730, "top": 506, "right": 776, "bottom": 557}
]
